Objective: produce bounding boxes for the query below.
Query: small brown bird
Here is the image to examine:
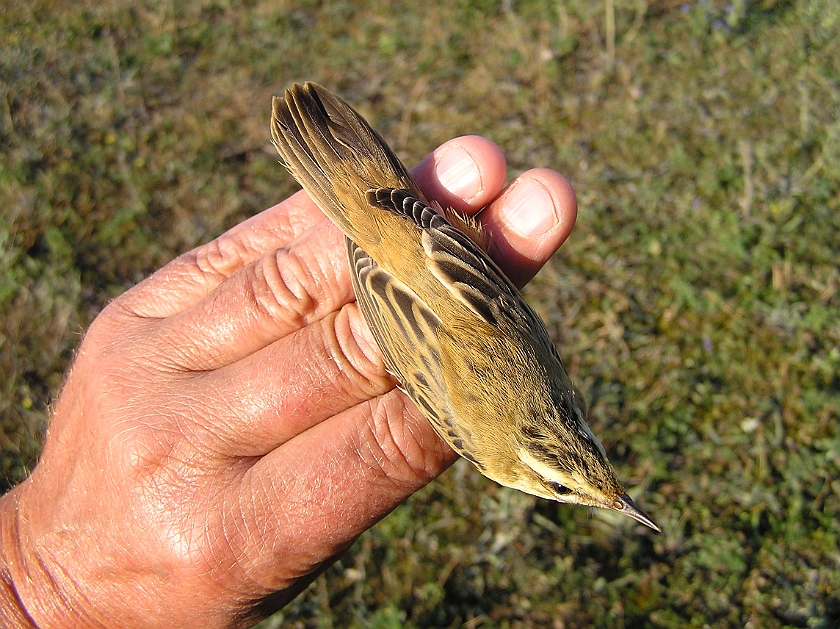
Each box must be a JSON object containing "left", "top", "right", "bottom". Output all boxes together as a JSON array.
[{"left": 271, "top": 82, "right": 658, "bottom": 531}]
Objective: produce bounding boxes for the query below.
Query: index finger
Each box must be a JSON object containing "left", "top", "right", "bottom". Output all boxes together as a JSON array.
[{"left": 119, "top": 191, "right": 328, "bottom": 319}]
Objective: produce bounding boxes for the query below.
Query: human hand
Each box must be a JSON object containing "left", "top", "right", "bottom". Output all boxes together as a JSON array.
[{"left": 0, "top": 136, "right": 576, "bottom": 628}]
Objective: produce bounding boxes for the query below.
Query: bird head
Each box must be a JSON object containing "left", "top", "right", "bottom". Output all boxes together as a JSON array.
[{"left": 511, "top": 387, "right": 660, "bottom": 532}]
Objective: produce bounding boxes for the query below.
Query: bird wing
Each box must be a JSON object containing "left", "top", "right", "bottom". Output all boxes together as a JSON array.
[
  {"left": 366, "top": 188, "right": 553, "bottom": 347},
  {"left": 347, "top": 235, "right": 483, "bottom": 464},
  {"left": 347, "top": 237, "right": 449, "bottom": 424}
]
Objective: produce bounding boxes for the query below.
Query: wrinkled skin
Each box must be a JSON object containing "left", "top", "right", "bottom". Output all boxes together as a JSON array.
[{"left": 0, "top": 136, "right": 577, "bottom": 628}]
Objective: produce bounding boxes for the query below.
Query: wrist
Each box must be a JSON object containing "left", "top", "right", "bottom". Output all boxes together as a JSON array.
[
  {"left": 0, "top": 480, "right": 101, "bottom": 629},
  {"left": 0, "top": 486, "right": 37, "bottom": 628}
]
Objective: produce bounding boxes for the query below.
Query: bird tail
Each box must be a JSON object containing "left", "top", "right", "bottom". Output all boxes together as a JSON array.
[{"left": 270, "top": 82, "right": 422, "bottom": 240}]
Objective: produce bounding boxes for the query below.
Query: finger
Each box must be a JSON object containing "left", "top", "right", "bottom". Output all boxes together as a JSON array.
[
  {"left": 481, "top": 168, "right": 578, "bottom": 288},
  {"left": 175, "top": 303, "right": 394, "bottom": 457},
  {"left": 413, "top": 138, "right": 576, "bottom": 287},
  {"left": 120, "top": 136, "right": 509, "bottom": 321},
  {"left": 412, "top": 135, "right": 507, "bottom": 214},
  {"left": 148, "top": 219, "right": 353, "bottom": 372},
  {"left": 230, "top": 389, "right": 456, "bottom": 593},
  {"left": 121, "top": 192, "right": 329, "bottom": 319}
]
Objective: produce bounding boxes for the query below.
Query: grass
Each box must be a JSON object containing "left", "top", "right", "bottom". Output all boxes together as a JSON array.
[{"left": 2, "top": 0, "right": 839, "bottom": 626}]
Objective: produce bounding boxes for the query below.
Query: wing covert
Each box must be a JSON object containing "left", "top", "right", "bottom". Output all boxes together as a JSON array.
[{"left": 367, "top": 188, "right": 548, "bottom": 338}]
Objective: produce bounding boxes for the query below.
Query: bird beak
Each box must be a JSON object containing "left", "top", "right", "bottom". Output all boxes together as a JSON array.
[{"left": 612, "top": 493, "right": 661, "bottom": 532}]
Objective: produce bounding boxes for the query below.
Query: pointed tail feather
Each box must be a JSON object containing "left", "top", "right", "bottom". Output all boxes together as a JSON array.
[{"left": 271, "top": 82, "right": 422, "bottom": 239}]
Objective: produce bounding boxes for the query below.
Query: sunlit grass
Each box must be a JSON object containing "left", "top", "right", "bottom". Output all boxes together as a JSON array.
[{"left": 2, "top": 0, "right": 838, "bottom": 627}]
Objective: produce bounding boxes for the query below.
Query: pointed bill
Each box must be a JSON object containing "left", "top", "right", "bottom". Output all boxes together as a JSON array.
[{"left": 612, "top": 494, "right": 661, "bottom": 532}]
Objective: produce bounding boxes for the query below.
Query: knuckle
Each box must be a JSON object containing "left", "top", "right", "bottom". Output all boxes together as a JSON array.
[
  {"left": 315, "top": 308, "right": 393, "bottom": 402},
  {"left": 248, "top": 247, "right": 328, "bottom": 329},
  {"left": 75, "top": 301, "right": 146, "bottom": 369},
  {"left": 361, "top": 393, "right": 452, "bottom": 490},
  {"left": 192, "top": 236, "right": 250, "bottom": 284}
]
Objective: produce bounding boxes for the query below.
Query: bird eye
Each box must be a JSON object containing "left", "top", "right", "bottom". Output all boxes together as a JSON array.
[{"left": 548, "top": 481, "right": 573, "bottom": 496}]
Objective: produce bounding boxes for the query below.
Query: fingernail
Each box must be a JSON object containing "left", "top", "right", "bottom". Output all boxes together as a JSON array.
[
  {"left": 499, "top": 178, "right": 558, "bottom": 238},
  {"left": 434, "top": 146, "right": 482, "bottom": 202}
]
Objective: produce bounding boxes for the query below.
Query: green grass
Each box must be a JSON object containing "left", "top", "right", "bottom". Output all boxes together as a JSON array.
[{"left": 2, "top": 0, "right": 839, "bottom": 626}]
